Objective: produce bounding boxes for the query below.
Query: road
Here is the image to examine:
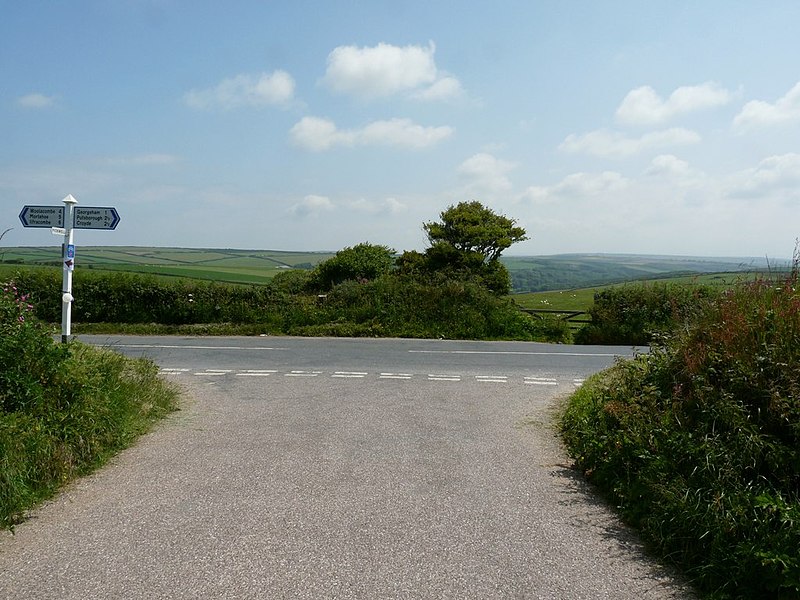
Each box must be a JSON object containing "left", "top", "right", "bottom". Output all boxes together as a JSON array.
[{"left": 0, "top": 336, "right": 691, "bottom": 599}]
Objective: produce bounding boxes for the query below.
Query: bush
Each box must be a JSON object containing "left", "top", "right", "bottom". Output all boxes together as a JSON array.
[
  {"left": 0, "top": 283, "right": 68, "bottom": 413},
  {"left": 0, "top": 283, "right": 179, "bottom": 529},
  {"left": 314, "top": 274, "right": 564, "bottom": 341},
  {"left": 561, "top": 273, "right": 800, "bottom": 598},
  {"left": 8, "top": 266, "right": 565, "bottom": 342},
  {"left": 10, "top": 269, "right": 293, "bottom": 327},
  {"left": 575, "top": 283, "right": 717, "bottom": 345},
  {"left": 311, "top": 243, "right": 394, "bottom": 290}
]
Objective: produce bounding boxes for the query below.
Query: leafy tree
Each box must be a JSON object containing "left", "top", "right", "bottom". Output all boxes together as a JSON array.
[
  {"left": 313, "top": 242, "right": 395, "bottom": 290},
  {"left": 419, "top": 201, "right": 527, "bottom": 295},
  {"left": 423, "top": 201, "right": 528, "bottom": 263}
]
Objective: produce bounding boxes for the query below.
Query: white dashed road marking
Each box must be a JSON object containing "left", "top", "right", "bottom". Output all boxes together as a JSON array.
[
  {"left": 162, "top": 368, "right": 584, "bottom": 386},
  {"left": 159, "top": 368, "right": 190, "bottom": 376},
  {"left": 476, "top": 375, "right": 508, "bottom": 383},
  {"left": 380, "top": 373, "right": 413, "bottom": 380},
  {"left": 285, "top": 370, "right": 323, "bottom": 377},
  {"left": 427, "top": 374, "right": 462, "bottom": 382},
  {"left": 236, "top": 370, "right": 278, "bottom": 377},
  {"left": 524, "top": 377, "right": 558, "bottom": 386}
]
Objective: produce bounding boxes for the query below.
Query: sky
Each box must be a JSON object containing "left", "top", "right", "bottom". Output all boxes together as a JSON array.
[{"left": 2, "top": 1, "right": 800, "bottom": 259}]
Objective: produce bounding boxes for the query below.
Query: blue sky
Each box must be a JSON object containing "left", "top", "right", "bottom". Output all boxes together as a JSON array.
[{"left": 3, "top": 1, "right": 800, "bottom": 258}]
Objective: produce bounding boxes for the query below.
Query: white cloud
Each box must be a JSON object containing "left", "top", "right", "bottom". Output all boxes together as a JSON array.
[
  {"left": 642, "top": 155, "right": 710, "bottom": 199},
  {"left": 323, "top": 42, "right": 436, "bottom": 98},
  {"left": 16, "top": 93, "right": 56, "bottom": 109},
  {"left": 289, "top": 117, "right": 347, "bottom": 151},
  {"left": 385, "top": 197, "right": 407, "bottom": 214},
  {"left": 733, "top": 81, "right": 800, "bottom": 130},
  {"left": 348, "top": 197, "right": 408, "bottom": 215},
  {"left": 289, "top": 194, "right": 335, "bottom": 217},
  {"left": 289, "top": 116, "right": 453, "bottom": 151},
  {"left": 321, "top": 41, "right": 462, "bottom": 101},
  {"left": 616, "top": 82, "right": 732, "bottom": 125},
  {"left": 411, "top": 76, "right": 464, "bottom": 101},
  {"left": 726, "top": 153, "right": 800, "bottom": 199},
  {"left": 559, "top": 127, "right": 701, "bottom": 158},
  {"left": 359, "top": 118, "right": 453, "bottom": 147},
  {"left": 645, "top": 154, "right": 692, "bottom": 177},
  {"left": 184, "top": 70, "right": 295, "bottom": 110},
  {"left": 525, "top": 171, "right": 630, "bottom": 203},
  {"left": 458, "top": 153, "right": 515, "bottom": 195}
]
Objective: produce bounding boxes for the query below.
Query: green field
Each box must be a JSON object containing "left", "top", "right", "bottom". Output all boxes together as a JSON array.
[
  {"left": 1, "top": 246, "right": 787, "bottom": 298},
  {"left": 504, "top": 253, "right": 788, "bottom": 292},
  {"left": 0, "top": 246, "right": 336, "bottom": 285},
  {"left": 511, "top": 271, "right": 777, "bottom": 315}
]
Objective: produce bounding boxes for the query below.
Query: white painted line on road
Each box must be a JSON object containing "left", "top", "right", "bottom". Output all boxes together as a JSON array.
[
  {"left": 380, "top": 372, "right": 413, "bottom": 380},
  {"left": 285, "top": 370, "right": 322, "bottom": 377},
  {"left": 159, "top": 368, "right": 190, "bottom": 376},
  {"left": 115, "top": 344, "right": 287, "bottom": 351},
  {"left": 236, "top": 370, "right": 278, "bottom": 377},
  {"left": 573, "top": 378, "right": 586, "bottom": 387},
  {"left": 525, "top": 377, "right": 558, "bottom": 386},
  {"left": 333, "top": 371, "right": 368, "bottom": 378},
  {"left": 476, "top": 375, "right": 508, "bottom": 383},
  {"left": 194, "top": 369, "right": 232, "bottom": 376},
  {"left": 409, "top": 350, "right": 624, "bottom": 357},
  {"left": 428, "top": 374, "right": 461, "bottom": 382}
]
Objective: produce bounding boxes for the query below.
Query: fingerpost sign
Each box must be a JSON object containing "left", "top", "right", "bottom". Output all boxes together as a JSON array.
[{"left": 18, "top": 195, "right": 121, "bottom": 342}]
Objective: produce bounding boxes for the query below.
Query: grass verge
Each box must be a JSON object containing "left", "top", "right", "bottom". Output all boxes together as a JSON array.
[{"left": 1, "top": 283, "right": 179, "bottom": 530}]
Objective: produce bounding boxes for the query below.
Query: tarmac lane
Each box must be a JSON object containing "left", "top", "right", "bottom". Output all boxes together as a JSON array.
[{"left": 0, "top": 338, "right": 691, "bottom": 599}]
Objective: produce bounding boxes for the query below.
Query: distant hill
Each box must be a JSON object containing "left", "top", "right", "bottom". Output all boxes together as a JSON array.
[
  {"left": 0, "top": 246, "right": 790, "bottom": 291},
  {"left": 501, "top": 253, "right": 791, "bottom": 293}
]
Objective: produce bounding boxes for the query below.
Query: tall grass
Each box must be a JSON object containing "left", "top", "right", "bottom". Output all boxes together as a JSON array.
[
  {"left": 0, "top": 282, "right": 179, "bottom": 529},
  {"left": 560, "top": 270, "right": 800, "bottom": 598}
]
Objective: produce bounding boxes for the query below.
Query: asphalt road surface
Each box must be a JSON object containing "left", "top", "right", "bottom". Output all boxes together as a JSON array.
[{"left": 0, "top": 336, "right": 693, "bottom": 599}]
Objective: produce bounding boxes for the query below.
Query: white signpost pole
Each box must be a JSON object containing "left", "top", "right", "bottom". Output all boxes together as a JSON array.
[
  {"left": 19, "top": 195, "right": 119, "bottom": 343},
  {"left": 61, "top": 194, "right": 78, "bottom": 343}
]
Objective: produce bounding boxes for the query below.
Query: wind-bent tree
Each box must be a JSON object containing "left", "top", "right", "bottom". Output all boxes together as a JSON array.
[
  {"left": 423, "top": 201, "right": 528, "bottom": 263},
  {"left": 417, "top": 201, "right": 528, "bottom": 294}
]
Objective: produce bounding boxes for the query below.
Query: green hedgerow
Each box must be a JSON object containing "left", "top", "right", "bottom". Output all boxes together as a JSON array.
[{"left": 561, "top": 273, "right": 800, "bottom": 598}]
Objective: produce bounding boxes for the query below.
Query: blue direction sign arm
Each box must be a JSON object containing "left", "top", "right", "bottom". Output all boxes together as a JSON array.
[
  {"left": 19, "top": 205, "right": 65, "bottom": 228},
  {"left": 73, "top": 207, "right": 120, "bottom": 230}
]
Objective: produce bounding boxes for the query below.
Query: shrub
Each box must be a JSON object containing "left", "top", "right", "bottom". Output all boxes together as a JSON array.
[
  {"left": 0, "top": 284, "right": 179, "bottom": 528},
  {"left": 0, "top": 283, "right": 68, "bottom": 413},
  {"left": 561, "top": 273, "right": 800, "bottom": 598},
  {"left": 311, "top": 243, "right": 394, "bottom": 290},
  {"left": 575, "top": 283, "right": 717, "bottom": 345},
  {"left": 8, "top": 266, "right": 564, "bottom": 342},
  {"left": 269, "top": 269, "right": 314, "bottom": 295},
  {"left": 318, "top": 273, "right": 562, "bottom": 341},
  {"left": 10, "top": 269, "right": 294, "bottom": 327}
]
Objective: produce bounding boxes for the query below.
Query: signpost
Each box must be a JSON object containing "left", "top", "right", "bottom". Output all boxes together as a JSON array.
[
  {"left": 18, "top": 195, "right": 120, "bottom": 342},
  {"left": 74, "top": 207, "right": 120, "bottom": 230},
  {"left": 18, "top": 205, "right": 65, "bottom": 228}
]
